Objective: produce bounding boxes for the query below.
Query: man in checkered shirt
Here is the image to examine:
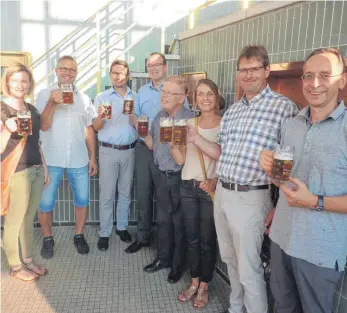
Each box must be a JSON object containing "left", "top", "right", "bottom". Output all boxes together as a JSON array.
[{"left": 187, "top": 45, "right": 298, "bottom": 313}]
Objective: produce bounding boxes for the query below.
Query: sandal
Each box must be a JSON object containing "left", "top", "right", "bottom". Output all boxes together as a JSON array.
[
  {"left": 193, "top": 288, "right": 209, "bottom": 309},
  {"left": 10, "top": 266, "right": 39, "bottom": 282},
  {"left": 178, "top": 284, "right": 198, "bottom": 303},
  {"left": 23, "top": 261, "right": 48, "bottom": 276}
]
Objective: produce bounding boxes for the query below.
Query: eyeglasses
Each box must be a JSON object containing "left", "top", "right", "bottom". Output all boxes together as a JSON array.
[
  {"left": 57, "top": 67, "right": 77, "bottom": 74},
  {"left": 301, "top": 72, "right": 343, "bottom": 82},
  {"left": 146, "top": 63, "right": 165, "bottom": 69},
  {"left": 238, "top": 66, "right": 265, "bottom": 75},
  {"left": 196, "top": 92, "right": 215, "bottom": 99},
  {"left": 161, "top": 89, "right": 185, "bottom": 97}
]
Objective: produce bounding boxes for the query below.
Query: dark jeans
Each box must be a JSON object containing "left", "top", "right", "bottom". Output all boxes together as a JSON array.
[
  {"left": 270, "top": 241, "right": 343, "bottom": 313},
  {"left": 180, "top": 181, "right": 217, "bottom": 282},
  {"left": 155, "top": 171, "right": 184, "bottom": 269},
  {"left": 135, "top": 142, "right": 158, "bottom": 244}
]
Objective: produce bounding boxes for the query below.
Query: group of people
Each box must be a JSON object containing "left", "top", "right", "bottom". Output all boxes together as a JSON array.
[{"left": 1, "top": 44, "right": 346, "bottom": 313}]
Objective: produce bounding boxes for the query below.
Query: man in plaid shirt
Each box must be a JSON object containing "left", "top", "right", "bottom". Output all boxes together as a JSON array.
[{"left": 187, "top": 45, "right": 298, "bottom": 313}]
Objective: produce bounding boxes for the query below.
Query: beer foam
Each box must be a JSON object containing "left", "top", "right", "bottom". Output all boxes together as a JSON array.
[
  {"left": 174, "top": 119, "right": 187, "bottom": 126},
  {"left": 274, "top": 152, "right": 293, "bottom": 160},
  {"left": 160, "top": 119, "right": 173, "bottom": 127}
]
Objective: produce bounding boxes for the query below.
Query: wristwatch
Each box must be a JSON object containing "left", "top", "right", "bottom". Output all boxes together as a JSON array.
[{"left": 316, "top": 195, "right": 324, "bottom": 212}]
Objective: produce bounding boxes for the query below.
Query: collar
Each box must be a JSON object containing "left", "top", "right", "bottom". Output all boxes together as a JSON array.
[
  {"left": 160, "top": 105, "right": 186, "bottom": 119},
  {"left": 108, "top": 85, "right": 132, "bottom": 97},
  {"left": 298, "top": 100, "right": 346, "bottom": 122},
  {"left": 241, "top": 84, "right": 271, "bottom": 106},
  {"left": 148, "top": 81, "right": 163, "bottom": 91}
]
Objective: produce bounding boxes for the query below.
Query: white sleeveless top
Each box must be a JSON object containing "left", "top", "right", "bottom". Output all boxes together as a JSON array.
[{"left": 182, "top": 118, "right": 220, "bottom": 181}]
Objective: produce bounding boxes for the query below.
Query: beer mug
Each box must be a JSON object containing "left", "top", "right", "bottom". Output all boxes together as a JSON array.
[
  {"left": 137, "top": 115, "right": 149, "bottom": 137},
  {"left": 123, "top": 95, "right": 134, "bottom": 115},
  {"left": 271, "top": 145, "right": 294, "bottom": 181},
  {"left": 160, "top": 117, "right": 173, "bottom": 143},
  {"left": 17, "top": 110, "right": 32, "bottom": 136},
  {"left": 61, "top": 84, "right": 74, "bottom": 105},
  {"left": 99, "top": 102, "right": 112, "bottom": 120},
  {"left": 172, "top": 119, "right": 187, "bottom": 146}
]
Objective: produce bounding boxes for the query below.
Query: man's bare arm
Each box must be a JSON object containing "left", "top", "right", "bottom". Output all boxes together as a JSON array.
[{"left": 40, "top": 90, "right": 63, "bottom": 131}]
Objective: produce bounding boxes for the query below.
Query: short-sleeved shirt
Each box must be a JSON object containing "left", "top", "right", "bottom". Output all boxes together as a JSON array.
[
  {"left": 94, "top": 86, "right": 137, "bottom": 145},
  {"left": 216, "top": 85, "right": 299, "bottom": 185},
  {"left": 36, "top": 84, "right": 95, "bottom": 168},
  {"left": 182, "top": 118, "right": 220, "bottom": 181},
  {"left": 270, "top": 101, "right": 347, "bottom": 270},
  {"left": 151, "top": 106, "right": 194, "bottom": 172},
  {"left": 134, "top": 81, "right": 190, "bottom": 142},
  {"left": 1, "top": 101, "right": 42, "bottom": 172}
]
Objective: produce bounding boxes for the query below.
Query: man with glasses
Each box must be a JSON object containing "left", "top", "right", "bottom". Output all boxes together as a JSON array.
[
  {"left": 93, "top": 60, "right": 137, "bottom": 251},
  {"left": 37, "top": 55, "right": 97, "bottom": 258},
  {"left": 125, "top": 52, "right": 168, "bottom": 254},
  {"left": 188, "top": 45, "right": 298, "bottom": 313},
  {"left": 259, "top": 48, "right": 347, "bottom": 313},
  {"left": 143, "top": 75, "right": 193, "bottom": 283}
]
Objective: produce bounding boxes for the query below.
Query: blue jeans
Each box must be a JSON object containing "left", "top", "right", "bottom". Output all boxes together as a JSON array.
[{"left": 39, "top": 165, "right": 89, "bottom": 212}]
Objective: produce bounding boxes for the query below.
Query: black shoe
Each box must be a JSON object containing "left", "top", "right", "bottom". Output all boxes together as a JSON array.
[
  {"left": 167, "top": 267, "right": 182, "bottom": 284},
  {"left": 125, "top": 240, "right": 150, "bottom": 254},
  {"left": 97, "top": 237, "right": 109, "bottom": 251},
  {"left": 116, "top": 229, "right": 132, "bottom": 243},
  {"left": 74, "top": 234, "right": 89, "bottom": 254},
  {"left": 143, "top": 259, "right": 170, "bottom": 273},
  {"left": 41, "top": 236, "right": 55, "bottom": 259}
]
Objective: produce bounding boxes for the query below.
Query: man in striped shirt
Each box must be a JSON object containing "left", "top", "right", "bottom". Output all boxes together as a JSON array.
[{"left": 187, "top": 45, "right": 298, "bottom": 313}]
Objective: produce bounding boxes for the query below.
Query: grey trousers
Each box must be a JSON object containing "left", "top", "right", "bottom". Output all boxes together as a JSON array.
[
  {"left": 98, "top": 146, "right": 135, "bottom": 237},
  {"left": 270, "top": 241, "right": 343, "bottom": 313},
  {"left": 214, "top": 182, "right": 272, "bottom": 313}
]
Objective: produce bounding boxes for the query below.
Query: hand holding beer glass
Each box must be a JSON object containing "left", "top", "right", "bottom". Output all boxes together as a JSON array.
[
  {"left": 137, "top": 115, "right": 149, "bottom": 137},
  {"left": 17, "top": 110, "right": 32, "bottom": 136},
  {"left": 123, "top": 95, "right": 134, "bottom": 115},
  {"left": 98, "top": 101, "right": 112, "bottom": 120},
  {"left": 60, "top": 84, "right": 74, "bottom": 105},
  {"left": 160, "top": 117, "right": 173, "bottom": 143},
  {"left": 271, "top": 145, "right": 294, "bottom": 181},
  {"left": 172, "top": 119, "right": 187, "bottom": 146}
]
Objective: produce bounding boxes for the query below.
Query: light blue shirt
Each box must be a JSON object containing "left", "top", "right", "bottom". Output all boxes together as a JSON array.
[
  {"left": 270, "top": 101, "right": 347, "bottom": 271},
  {"left": 134, "top": 81, "right": 190, "bottom": 140},
  {"left": 94, "top": 87, "right": 137, "bottom": 145}
]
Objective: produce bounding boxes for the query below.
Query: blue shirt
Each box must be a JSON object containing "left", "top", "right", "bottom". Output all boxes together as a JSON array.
[
  {"left": 151, "top": 106, "right": 194, "bottom": 172},
  {"left": 94, "top": 87, "right": 137, "bottom": 145},
  {"left": 270, "top": 101, "right": 347, "bottom": 270},
  {"left": 134, "top": 81, "right": 190, "bottom": 140}
]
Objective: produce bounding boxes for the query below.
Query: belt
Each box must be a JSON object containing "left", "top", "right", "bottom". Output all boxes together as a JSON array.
[
  {"left": 221, "top": 181, "right": 270, "bottom": 192},
  {"left": 160, "top": 170, "right": 181, "bottom": 177},
  {"left": 182, "top": 179, "right": 202, "bottom": 188},
  {"left": 99, "top": 141, "right": 137, "bottom": 150}
]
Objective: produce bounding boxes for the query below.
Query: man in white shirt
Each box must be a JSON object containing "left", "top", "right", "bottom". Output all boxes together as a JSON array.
[{"left": 36, "top": 55, "right": 97, "bottom": 258}]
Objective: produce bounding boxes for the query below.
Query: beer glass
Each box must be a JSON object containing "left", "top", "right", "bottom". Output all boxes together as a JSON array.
[
  {"left": 99, "top": 102, "right": 112, "bottom": 120},
  {"left": 61, "top": 84, "right": 73, "bottom": 104},
  {"left": 160, "top": 117, "right": 173, "bottom": 143},
  {"left": 137, "top": 115, "right": 149, "bottom": 137},
  {"left": 123, "top": 95, "right": 134, "bottom": 115},
  {"left": 172, "top": 119, "right": 187, "bottom": 146},
  {"left": 271, "top": 145, "right": 294, "bottom": 181},
  {"left": 17, "top": 110, "right": 32, "bottom": 136}
]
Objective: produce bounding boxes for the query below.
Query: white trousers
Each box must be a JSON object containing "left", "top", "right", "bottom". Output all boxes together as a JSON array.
[{"left": 214, "top": 182, "right": 272, "bottom": 313}]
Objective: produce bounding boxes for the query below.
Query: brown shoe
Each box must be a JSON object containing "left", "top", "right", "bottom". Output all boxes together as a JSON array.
[
  {"left": 193, "top": 287, "right": 209, "bottom": 309},
  {"left": 10, "top": 266, "right": 39, "bottom": 282},
  {"left": 178, "top": 284, "right": 198, "bottom": 303},
  {"left": 23, "top": 261, "right": 48, "bottom": 276}
]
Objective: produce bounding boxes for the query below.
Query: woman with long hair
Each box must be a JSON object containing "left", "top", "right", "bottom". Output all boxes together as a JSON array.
[
  {"left": 1, "top": 63, "right": 49, "bottom": 281},
  {"left": 170, "top": 79, "right": 222, "bottom": 309}
]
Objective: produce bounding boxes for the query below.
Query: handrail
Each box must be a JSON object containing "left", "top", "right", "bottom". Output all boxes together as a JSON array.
[{"left": 30, "top": 0, "right": 131, "bottom": 68}]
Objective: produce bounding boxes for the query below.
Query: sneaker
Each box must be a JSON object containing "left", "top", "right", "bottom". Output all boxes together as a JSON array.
[
  {"left": 41, "top": 236, "right": 54, "bottom": 259},
  {"left": 73, "top": 234, "right": 89, "bottom": 254}
]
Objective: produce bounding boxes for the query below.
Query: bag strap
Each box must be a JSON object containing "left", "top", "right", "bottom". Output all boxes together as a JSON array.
[{"left": 194, "top": 117, "right": 208, "bottom": 181}]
